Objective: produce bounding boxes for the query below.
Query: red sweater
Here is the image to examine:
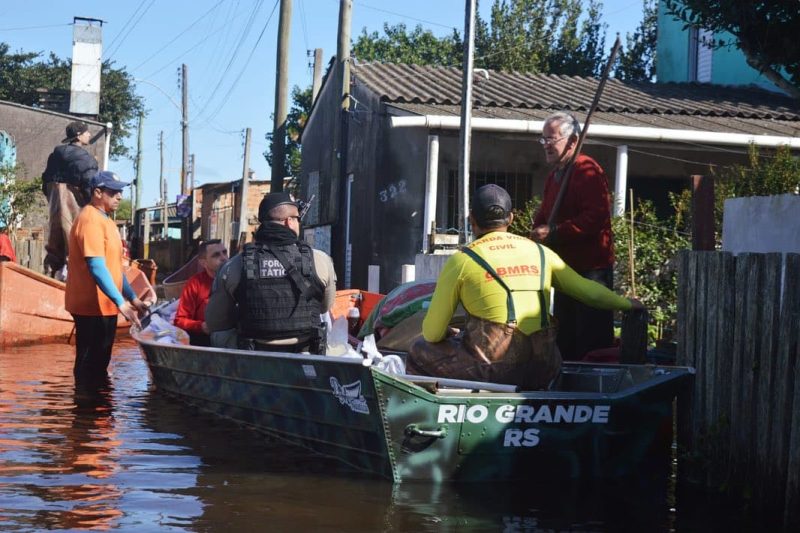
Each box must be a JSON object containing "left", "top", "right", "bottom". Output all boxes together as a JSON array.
[
  {"left": 174, "top": 270, "right": 214, "bottom": 334},
  {"left": 533, "top": 154, "right": 614, "bottom": 272}
]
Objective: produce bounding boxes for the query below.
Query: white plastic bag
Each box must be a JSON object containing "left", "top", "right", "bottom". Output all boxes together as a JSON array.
[
  {"left": 326, "top": 315, "right": 360, "bottom": 357},
  {"left": 360, "top": 334, "right": 405, "bottom": 374},
  {"left": 139, "top": 313, "right": 190, "bottom": 345}
]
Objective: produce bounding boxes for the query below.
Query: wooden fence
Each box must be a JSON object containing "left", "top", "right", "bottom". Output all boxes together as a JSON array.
[
  {"left": 677, "top": 250, "right": 800, "bottom": 528},
  {"left": 12, "top": 237, "right": 45, "bottom": 274}
]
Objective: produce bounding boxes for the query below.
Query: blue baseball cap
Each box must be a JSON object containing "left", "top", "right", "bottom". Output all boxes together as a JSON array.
[{"left": 90, "top": 171, "right": 130, "bottom": 191}]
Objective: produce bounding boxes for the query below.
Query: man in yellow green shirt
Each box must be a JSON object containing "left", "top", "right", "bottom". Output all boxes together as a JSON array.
[{"left": 407, "top": 184, "right": 643, "bottom": 390}]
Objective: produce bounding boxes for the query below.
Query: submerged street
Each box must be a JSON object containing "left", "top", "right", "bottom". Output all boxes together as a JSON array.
[{"left": 0, "top": 337, "right": 758, "bottom": 531}]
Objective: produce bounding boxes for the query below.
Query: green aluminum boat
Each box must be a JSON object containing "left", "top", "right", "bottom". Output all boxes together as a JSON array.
[{"left": 133, "top": 330, "right": 694, "bottom": 482}]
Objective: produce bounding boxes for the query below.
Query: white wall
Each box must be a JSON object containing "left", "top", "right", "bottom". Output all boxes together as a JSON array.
[{"left": 722, "top": 194, "right": 800, "bottom": 254}]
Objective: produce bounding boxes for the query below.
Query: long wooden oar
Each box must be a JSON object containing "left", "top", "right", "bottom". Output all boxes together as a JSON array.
[{"left": 546, "top": 35, "right": 622, "bottom": 226}]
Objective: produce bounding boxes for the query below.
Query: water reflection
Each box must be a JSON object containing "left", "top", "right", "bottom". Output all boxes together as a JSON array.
[{"left": 1, "top": 338, "right": 680, "bottom": 532}]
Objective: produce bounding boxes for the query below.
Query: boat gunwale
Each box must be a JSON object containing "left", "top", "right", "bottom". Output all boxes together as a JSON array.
[{"left": 134, "top": 330, "right": 694, "bottom": 403}]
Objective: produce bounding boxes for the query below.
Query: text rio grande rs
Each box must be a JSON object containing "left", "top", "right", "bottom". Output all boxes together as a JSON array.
[{"left": 436, "top": 403, "right": 611, "bottom": 448}]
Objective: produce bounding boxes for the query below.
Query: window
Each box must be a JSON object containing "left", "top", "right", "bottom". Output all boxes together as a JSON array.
[
  {"left": 688, "top": 27, "right": 713, "bottom": 83},
  {"left": 445, "top": 169, "right": 533, "bottom": 231}
]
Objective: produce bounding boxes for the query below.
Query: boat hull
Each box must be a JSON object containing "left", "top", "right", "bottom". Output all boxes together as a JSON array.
[
  {"left": 0, "top": 262, "right": 73, "bottom": 345},
  {"left": 0, "top": 261, "right": 157, "bottom": 346},
  {"left": 134, "top": 332, "right": 694, "bottom": 482}
]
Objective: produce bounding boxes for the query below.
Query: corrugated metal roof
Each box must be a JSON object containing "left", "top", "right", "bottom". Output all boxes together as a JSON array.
[
  {"left": 389, "top": 103, "right": 800, "bottom": 138},
  {"left": 351, "top": 62, "right": 800, "bottom": 121}
]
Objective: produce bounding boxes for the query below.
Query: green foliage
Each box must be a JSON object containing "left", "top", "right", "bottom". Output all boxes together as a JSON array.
[
  {"left": 352, "top": 1, "right": 609, "bottom": 77},
  {"left": 0, "top": 164, "right": 43, "bottom": 236},
  {"left": 353, "top": 23, "right": 462, "bottom": 66},
  {"left": 266, "top": 85, "right": 312, "bottom": 181},
  {"left": 0, "top": 42, "right": 144, "bottom": 159},
  {"left": 508, "top": 197, "right": 541, "bottom": 238},
  {"left": 663, "top": 0, "right": 800, "bottom": 97},
  {"left": 672, "top": 145, "right": 800, "bottom": 244},
  {"left": 615, "top": 0, "right": 658, "bottom": 81},
  {"left": 115, "top": 198, "right": 132, "bottom": 222},
  {"left": 612, "top": 199, "right": 690, "bottom": 334}
]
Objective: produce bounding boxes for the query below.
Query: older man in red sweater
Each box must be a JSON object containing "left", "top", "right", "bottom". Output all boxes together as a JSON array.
[
  {"left": 531, "top": 111, "right": 615, "bottom": 361},
  {"left": 174, "top": 239, "right": 228, "bottom": 346}
]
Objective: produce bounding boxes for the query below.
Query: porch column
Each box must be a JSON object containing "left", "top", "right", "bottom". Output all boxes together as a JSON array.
[
  {"left": 614, "top": 144, "right": 628, "bottom": 216},
  {"left": 422, "top": 134, "right": 439, "bottom": 252}
]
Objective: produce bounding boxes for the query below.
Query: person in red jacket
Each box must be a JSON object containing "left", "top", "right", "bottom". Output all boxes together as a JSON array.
[
  {"left": 174, "top": 239, "right": 228, "bottom": 346},
  {"left": 531, "top": 112, "right": 615, "bottom": 361}
]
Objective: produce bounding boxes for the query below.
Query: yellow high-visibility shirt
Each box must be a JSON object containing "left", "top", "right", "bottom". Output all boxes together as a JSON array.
[{"left": 422, "top": 231, "right": 632, "bottom": 342}]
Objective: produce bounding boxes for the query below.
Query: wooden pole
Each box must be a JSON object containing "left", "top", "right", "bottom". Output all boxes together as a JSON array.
[
  {"left": 159, "top": 131, "right": 167, "bottom": 239},
  {"left": 238, "top": 127, "right": 252, "bottom": 250},
  {"left": 271, "top": 0, "right": 292, "bottom": 193},
  {"left": 457, "top": 0, "right": 477, "bottom": 244},
  {"left": 134, "top": 112, "right": 143, "bottom": 223},
  {"left": 312, "top": 48, "right": 323, "bottom": 103},
  {"left": 628, "top": 188, "right": 636, "bottom": 296},
  {"left": 691, "top": 174, "right": 715, "bottom": 250},
  {"left": 181, "top": 64, "right": 189, "bottom": 196}
]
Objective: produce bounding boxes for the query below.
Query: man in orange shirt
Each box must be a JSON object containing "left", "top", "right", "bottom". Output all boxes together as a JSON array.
[
  {"left": 65, "top": 171, "right": 149, "bottom": 385},
  {"left": 174, "top": 239, "right": 228, "bottom": 346}
]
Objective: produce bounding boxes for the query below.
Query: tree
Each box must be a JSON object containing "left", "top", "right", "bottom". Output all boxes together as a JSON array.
[
  {"left": 615, "top": 0, "right": 657, "bottom": 81},
  {"left": 0, "top": 43, "right": 144, "bottom": 159},
  {"left": 663, "top": 0, "right": 800, "bottom": 98},
  {"left": 0, "top": 164, "right": 43, "bottom": 237},
  {"left": 351, "top": 1, "right": 609, "bottom": 77},
  {"left": 353, "top": 23, "right": 462, "bottom": 66}
]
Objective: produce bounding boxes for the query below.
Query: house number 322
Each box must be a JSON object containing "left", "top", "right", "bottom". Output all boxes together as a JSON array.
[{"left": 378, "top": 180, "right": 407, "bottom": 202}]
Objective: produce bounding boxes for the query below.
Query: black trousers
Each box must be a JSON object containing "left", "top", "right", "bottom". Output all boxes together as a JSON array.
[
  {"left": 72, "top": 314, "right": 118, "bottom": 383},
  {"left": 554, "top": 267, "right": 614, "bottom": 361}
]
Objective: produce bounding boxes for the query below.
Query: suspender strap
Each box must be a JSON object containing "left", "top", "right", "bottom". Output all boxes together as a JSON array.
[
  {"left": 535, "top": 242, "right": 549, "bottom": 329},
  {"left": 460, "top": 246, "right": 517, "bottom": 326},
  {"left": 269, "top": 244, "right": 320, "bottom": 301},
  {"left": 461, "top": 242, "right": 550, "bottom": 329}
]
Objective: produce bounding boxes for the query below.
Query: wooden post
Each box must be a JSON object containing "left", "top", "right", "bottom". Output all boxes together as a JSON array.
[
  {"left": 311, "top": 48, "right": 323, "bottom": 103},
  {"left": 691, "top": 174, "right": 715, "bottom": 250},
  {"left": 271, "top": 0, "right": 292, "bottom": 193},
  {"left": 237, "top": 127, "right": 252, "bottom": 249},
  {"left": 781, "top": 255, "right": 800, "bottom": 528}
]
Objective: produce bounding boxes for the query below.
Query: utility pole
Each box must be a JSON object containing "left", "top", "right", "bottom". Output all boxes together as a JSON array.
[
  {"left": 333, "top": 0, "right": 352, "bottom": 196},
  {"left": 159, "top": 131, "right": 167, "bottom": 239},
  {"left": 181, "top": 64, "right": 189, "bottom": 196},
  {"left": 238, "top": 127, "right": 252, "bottom": 249},
  {"left": 457, "top": 0, "right": 477, "bottom": 244},
  {"left": 271, "top": 0, "right": 292, "bottom": 193},
  {"left": 312, "top": 48, "right": 323, "bottom": 103},
  {"left": 134, "top": 112, "right": 143, "bottom": 224},
  {"left": 189, "top": 153, "right": 197, "bottom": 240}
]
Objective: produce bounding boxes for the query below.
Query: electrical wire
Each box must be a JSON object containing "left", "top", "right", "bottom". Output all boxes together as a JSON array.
[
  {"left": 130, "top": 0, "right": 226, "bottom": 72},
  {"left": 196, "top": 0, "right": 280, "bottom": 127}
]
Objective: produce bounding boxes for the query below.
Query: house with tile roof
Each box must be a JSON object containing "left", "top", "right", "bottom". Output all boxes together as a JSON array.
[{"left": 300, "top": 61, "right": 800, "bottom": 293}]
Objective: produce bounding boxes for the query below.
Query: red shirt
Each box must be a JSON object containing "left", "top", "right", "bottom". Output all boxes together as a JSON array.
[
  {"left": 0, "top": 233, "right": 16, "bottom": 262},
  {"left": 533, "top": 154, "right": 614, "bottom": 272},
  {"left": 174, "top": 270, "right": 214, "bottom": 334}
]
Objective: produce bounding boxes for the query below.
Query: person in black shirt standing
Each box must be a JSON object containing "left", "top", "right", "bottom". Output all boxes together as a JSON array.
[{"left": 41, "top": 121, "right": 99, "bottom": 279}]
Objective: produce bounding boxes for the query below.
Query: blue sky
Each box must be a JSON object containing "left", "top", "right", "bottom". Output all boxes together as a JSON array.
[{"left": 1, "top": 0, "right": 645, "bottom": 207}]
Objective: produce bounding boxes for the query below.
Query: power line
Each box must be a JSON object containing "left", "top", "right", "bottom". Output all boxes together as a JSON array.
[
  {"left": 105, "top": 0, "right": 157, "bottom": 60},
  {"left": 0, "top": 23, "right": 70, "bottom": 31},
  {"left": 192, "top": 0, "right": 268, "bottom": 122},
  {"left": 197, "top": 0, "right": 280, "bottom": 126},
  {"left": 351, "top": 0, "right": 456, "bottom": 30},
  {"left": 298, "top": 0, "right": 310, "bottom": 52},
  {"left": 131, "top": 0, "right": 226, "bottom": 72}
]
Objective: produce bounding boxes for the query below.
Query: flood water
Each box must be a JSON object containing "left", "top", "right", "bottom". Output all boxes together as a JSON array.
[{"left": 0, "top": 336, "right": 762, "bottom": 532}]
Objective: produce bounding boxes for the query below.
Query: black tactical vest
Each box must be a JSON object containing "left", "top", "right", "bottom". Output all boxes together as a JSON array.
[{"left": 236, "top": 241, "right": 324, "bottom": 341}]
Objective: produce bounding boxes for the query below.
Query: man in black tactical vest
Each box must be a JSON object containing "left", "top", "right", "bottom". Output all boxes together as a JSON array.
[
  {"left": 205, "top": 192, "right": 337, "bottom": 353},
  {"left": 41, "top": 121, "right": 99, "bottom": 279}
]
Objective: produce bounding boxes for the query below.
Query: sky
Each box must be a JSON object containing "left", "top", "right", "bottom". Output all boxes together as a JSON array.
[{"left": 1, "top": 0, "right": 646, "bottom": 207}]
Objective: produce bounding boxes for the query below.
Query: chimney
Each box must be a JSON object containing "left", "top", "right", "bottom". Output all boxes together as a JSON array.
[{"left": 69, "top": 17, "right": 104, "bottom": 117}]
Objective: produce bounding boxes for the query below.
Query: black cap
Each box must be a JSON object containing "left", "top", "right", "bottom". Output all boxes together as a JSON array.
[
  {"left": 471, "top": 184, "right": 512, "bottom": 227},
  {"left": 258, "top": 192, "right": 297, "bottom": 221},
  {"left": 62, "top": 121, "right": 89, "bottom": 143}
]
